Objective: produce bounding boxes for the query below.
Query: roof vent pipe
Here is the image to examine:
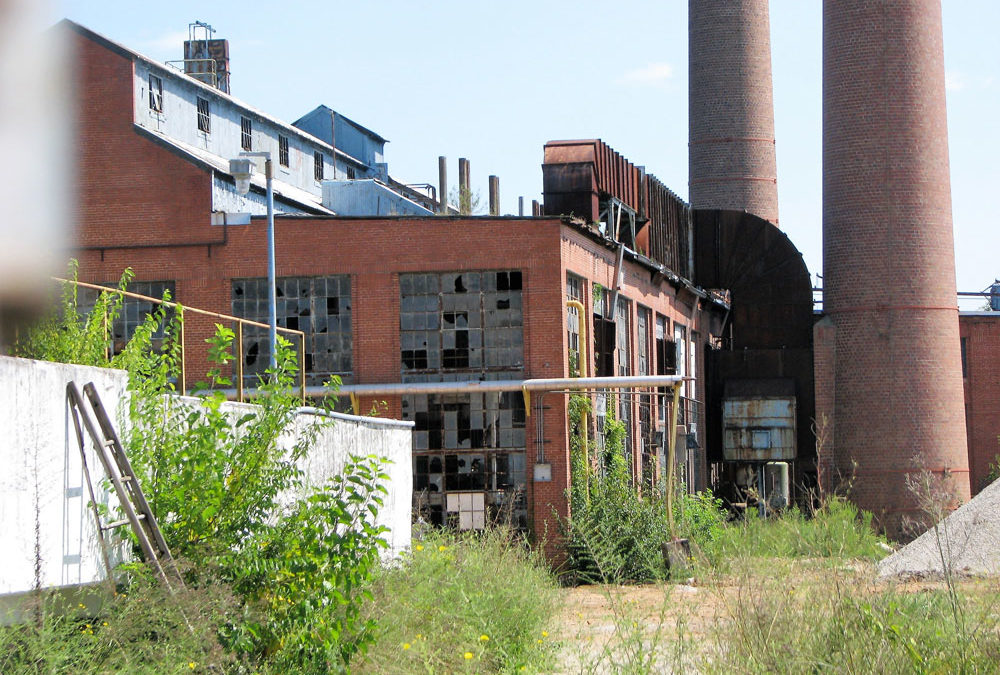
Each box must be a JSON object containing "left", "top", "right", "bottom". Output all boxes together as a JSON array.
[
  {"left": 458, "top": 158, "right": 471, "bottom": 214},
  {"left": 438, "top": 156, "right": 448, "bottom": 214},
  {"left": 489, "top": 175, "right": 499, "bottom": 216}
]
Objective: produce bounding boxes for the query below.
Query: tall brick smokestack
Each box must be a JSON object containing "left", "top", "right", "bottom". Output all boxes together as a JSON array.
[
  {"left": 689, "top": 0, "right": 779, "bottom": 225},
  {"left": 823, "top": 0, "right": 970, "bottom": 533}
]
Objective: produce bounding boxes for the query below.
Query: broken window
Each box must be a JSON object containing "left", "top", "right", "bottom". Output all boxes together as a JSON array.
[
  {"left": 240, "top": 115, "right": 252, "bottom": 151},
  {"left": 637, "top": 306, "right": 655, "bottom": 486},
  {"left": 616, "top": 298, "right": 632, "bottom": 461},
  {"left": 231, "top": 275, "right": 351, "bottom": 387},
  {"left": 79, "top": 281, "right": 175, "bottom": 355},
  {"left": 196, "top": 96, "right": 210, "bottom": 133},
  {"left": 400, "top": 271, "right": 523, "bottom": 375},
  {"left": 314, "top": 151, "right": 324, "bottom": 181},
  {"left": 592, "top": 286, "right": 615, "bottom": 377},
  {"left": 401, "top": 270, "right": 526, "bottom": 530},
  {"left": 148, "top": 74, "right": 163, "bottom": 112},
  {"left": 655, "top": 314, "right": 676, "bottom": 422},
  {"left": 566, "top": 273, "right": 583, "bottom": 375},
  {"left": 404, "top": 387, "right": 527, "bottom": 530},
  {"left": 346, "top": 165, "right": 356, "bottom": 180},
  {"left": 278, "top": 135, "right": 289, "bottom": 167}
]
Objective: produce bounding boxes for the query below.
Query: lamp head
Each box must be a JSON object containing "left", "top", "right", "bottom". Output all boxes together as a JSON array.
[{"left": 229, "top": 158, "right": 255, "bottom": 195}]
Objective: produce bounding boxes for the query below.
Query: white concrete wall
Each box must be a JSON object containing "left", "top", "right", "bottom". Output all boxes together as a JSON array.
[
  {"left": 293, "top": 408, "right": 413, "bottom": 556},
  {"left": 0, "top": 355, "right": 412, "bottom": 602},
  {"left": 0, "top": 356, "right": 129, "bottom": 596},
  {"left": 175, "top": 398, "right": 414, "bottom": 557}
]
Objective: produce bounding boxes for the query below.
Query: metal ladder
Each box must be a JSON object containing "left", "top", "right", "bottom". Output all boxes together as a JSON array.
[{"left": 66, "top": 381, "right": 184, "bottom": 592}]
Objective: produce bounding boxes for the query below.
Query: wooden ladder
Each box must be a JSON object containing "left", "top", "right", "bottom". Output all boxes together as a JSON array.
[{"left": 66, "top": 381, "right": 184, "bottom": 592}]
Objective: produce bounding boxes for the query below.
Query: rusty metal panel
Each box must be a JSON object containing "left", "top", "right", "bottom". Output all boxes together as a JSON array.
[{"left": 722, "top": 395, "right": 796, "bottom": 461}]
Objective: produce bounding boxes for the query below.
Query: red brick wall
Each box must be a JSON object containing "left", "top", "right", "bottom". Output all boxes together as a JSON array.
[
  {"left": 689, "top": 0, "right": 779, "bottom": 224},
  {"left": 960, "top": 315, "right": 1000, "bottom": 494},
  {"left": 823, "top": 0, "right": 970, "bottom": 534},
  {"left": 71, "top": 28, "right": 220, "bottom": 375}
]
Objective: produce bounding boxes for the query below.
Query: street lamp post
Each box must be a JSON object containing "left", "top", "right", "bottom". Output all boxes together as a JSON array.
[{"left": 229, "top": 153, "right": 277, "bottom": 371}]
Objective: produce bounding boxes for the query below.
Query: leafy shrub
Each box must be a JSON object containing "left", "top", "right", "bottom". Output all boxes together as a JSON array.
[
  {"left": 14, "top": 260, "right": 133, "bottom": 367},
  {"left": 13, "top": 269, "right": 392, "bottom": 672},
  {"left": 225, "top": 454, "right": 390, "bottom": 671}
]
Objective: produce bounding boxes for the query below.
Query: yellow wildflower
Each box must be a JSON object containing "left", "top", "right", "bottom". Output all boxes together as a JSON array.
[
  {"left": 188, "top": 662, "right": 196, "bottom": 670},
  {"left": 403, "top": 643, "right": 411, "bottom": 650},
  {"left": 415, "top": 544, "right": 424, "bottom": 551},
  {"left": 464, "top": 652, "right": 474, "bottom": 660},
  {"left": 438, "top": 545, "right": 447, "bottom": 552},
  {"left": 479, "top": 634, "right": 489, "bottom": 642},
  {"left": 541, "top": 631, "right": 548, "bottom": 638}
]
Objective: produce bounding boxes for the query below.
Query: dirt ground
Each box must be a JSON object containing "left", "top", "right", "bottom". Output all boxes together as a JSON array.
[{"left": 552, "top": 562, "right": 987, "bottom": 673}]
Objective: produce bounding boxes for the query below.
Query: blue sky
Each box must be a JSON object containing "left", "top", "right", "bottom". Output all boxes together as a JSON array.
[{"left": 52, "top": 1, "right": 999, "bottom": 305}]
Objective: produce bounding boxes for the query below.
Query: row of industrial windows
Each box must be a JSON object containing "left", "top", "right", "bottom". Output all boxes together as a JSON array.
[
  {"left": 85, "top": 269, "right": 525, "bottom": 531},
  {"left": 147, "top": 74, "right": 317, "bottom": 174}
]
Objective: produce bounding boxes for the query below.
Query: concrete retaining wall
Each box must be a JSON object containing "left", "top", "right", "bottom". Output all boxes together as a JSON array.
[
  {"left": 0, "top": 355, "right": 412, "bottom": 604},
  {"left": 0, "top": 355, "right": 129, "bottom": 597}
]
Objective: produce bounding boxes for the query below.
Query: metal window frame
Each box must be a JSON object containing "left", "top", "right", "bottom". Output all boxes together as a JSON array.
[
  {"left": 314, "top": 151, "right": 324, "bottom": 181},
  {"left": 196, "top": 96, "right": 210, "bottom": 133},
  {"left": 278, "top": 135, "right": 289, "bottom": 167},
  {"left": 148, "top": 74, "right": 163, "bottom": 112},
  {"left": 240, "top": 116, "right": 252, "bottom": 151}
]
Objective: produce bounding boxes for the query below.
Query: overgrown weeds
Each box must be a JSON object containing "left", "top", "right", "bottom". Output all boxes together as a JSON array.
[{"left": 355, "top": 527, "right": 560, "bottom": 674}]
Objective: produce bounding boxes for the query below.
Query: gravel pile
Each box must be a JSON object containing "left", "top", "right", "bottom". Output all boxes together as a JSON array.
[{"left": 878, "top": 478, "right": 1000, "bottom": 578}]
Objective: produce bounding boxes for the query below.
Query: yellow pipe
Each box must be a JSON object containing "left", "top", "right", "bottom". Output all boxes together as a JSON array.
[
  {"left": 567, "top": 299, "right": 590, "bottom": 498},
  {"left": 666, "top": 382, "right": 681, "bottom": 539}
]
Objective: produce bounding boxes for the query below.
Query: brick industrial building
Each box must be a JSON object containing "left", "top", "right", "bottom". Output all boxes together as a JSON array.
[
  {"left": 62, "top": 0, "right": 1000, "bottom": 544},
  {"left": 64, "top": 21, "right": 732, "bottom": 541}
]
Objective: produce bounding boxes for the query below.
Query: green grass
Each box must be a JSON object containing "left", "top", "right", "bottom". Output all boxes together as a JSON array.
[
  {"left": 354, "top": 527, "right": 560, "bottom": 674},
  {"left": 0, "top": 529, "right": 561, "bottom": 674},
  {"left": 699, "top": 496, "right": 888, "bottom": 568}
]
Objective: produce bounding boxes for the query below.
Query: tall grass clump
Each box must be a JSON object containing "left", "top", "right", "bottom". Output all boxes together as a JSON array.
[
  {"left": 356, "top": 528, "right": 560, "bottom": 674},
  {"left": 710, "top": 571, "right": 1000, "bottom": 673}
]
